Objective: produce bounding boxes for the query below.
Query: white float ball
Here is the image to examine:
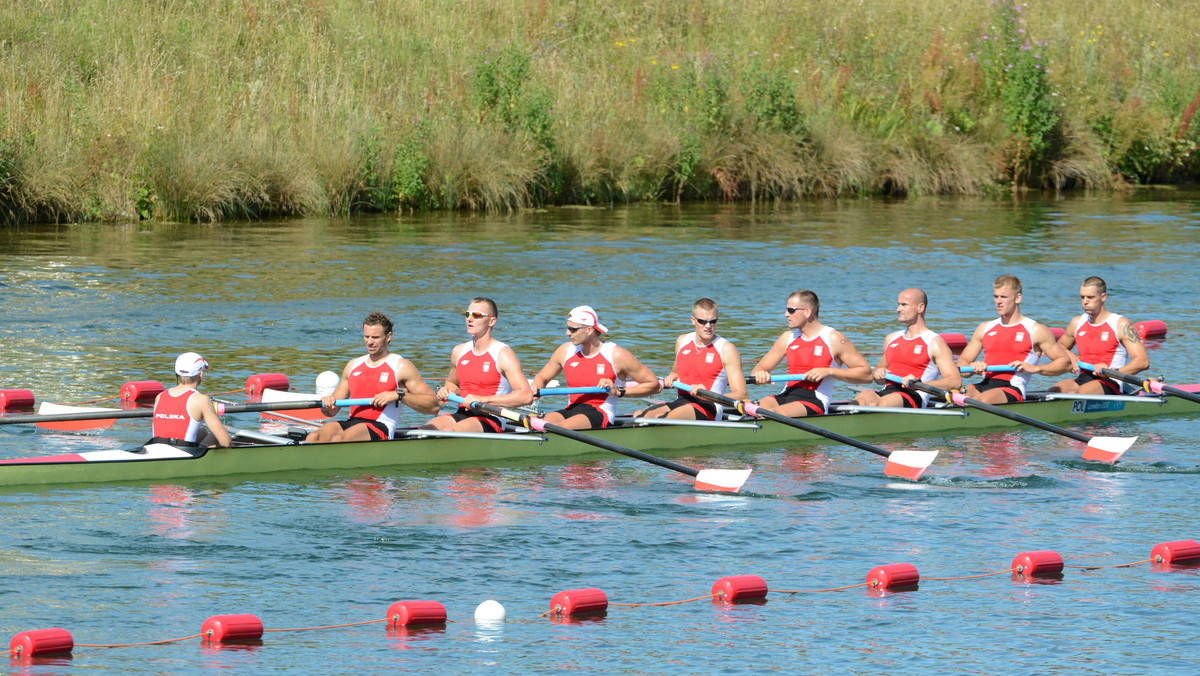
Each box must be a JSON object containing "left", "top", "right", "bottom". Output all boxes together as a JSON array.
[
  {"left": 315, "top": 371, "right": 340, "bottom": 396},
  {"left": 474, "top": 599, "right": 506, "bottom": 621}
]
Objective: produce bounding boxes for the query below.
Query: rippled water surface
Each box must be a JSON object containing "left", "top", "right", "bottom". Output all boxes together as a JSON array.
[{"left": 2, "top": 195, "right": 1200, "bottom": 673}]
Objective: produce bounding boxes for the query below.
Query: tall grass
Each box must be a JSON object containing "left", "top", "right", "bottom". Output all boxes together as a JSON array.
[{"left": 0, "top": 0, "right": 1197, "bottom": 222}]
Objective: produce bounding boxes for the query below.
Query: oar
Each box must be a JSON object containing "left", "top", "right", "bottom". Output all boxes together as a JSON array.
[
  {"left": 884, "top": 374, "right": 1136, "bottom": 462},
  {"left": 1078, "top": 361, "right": 1200, "bottom": 406},
  {"left": 446, "top": 394, "right": 750, "bottom": 492},
  {"left": 957, "top": 366, "right": 1017, "bottom": 374},
  {"left": 537, "top": 386, "right": 609, "bottom": 396},
  {"left": 0, "top": 398, "right": 374, "bottom": 426},
  {"left": 672, "top": 382, "right": 938, "bottom": 480}
]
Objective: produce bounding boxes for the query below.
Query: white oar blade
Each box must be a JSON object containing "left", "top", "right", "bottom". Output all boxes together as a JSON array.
[
  {"left": 883, "top": 450, "right": 939, "bottom": 480},
  {"left": 694, "top": 468, "right": 752, "bottom": 492},
  {"left": 34, "top": 403, "right": 118, "bottom": 432},
  {"left": 1081, "top": 436, "right": 1138, "bottom": 462}
]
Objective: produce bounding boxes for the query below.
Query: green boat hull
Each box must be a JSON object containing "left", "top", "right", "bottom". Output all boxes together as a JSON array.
[{"left": 1, "top": 391, "right": 1195, "bottom": 487}]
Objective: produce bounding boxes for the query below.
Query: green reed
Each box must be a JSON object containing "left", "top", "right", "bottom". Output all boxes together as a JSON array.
[{"left": 0, "top": 0, "right": 1196, "bottom": 222}]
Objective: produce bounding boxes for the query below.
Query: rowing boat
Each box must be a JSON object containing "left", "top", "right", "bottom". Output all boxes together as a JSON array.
[{"left": 2, "top": 384, "right": 1197, "bottom": 488}]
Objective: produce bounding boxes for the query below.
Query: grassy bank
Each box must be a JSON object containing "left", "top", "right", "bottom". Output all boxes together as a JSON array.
[{"left": 1, "top": 0, "right": 1198, "bottom": 222}]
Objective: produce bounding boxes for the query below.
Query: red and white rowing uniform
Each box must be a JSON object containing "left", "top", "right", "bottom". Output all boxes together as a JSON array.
[
  {"left": 782, "top": 325, "right": 837, "bottom": 413},
  {"left": 884, "top": 329, "right": 942, "bottom": 407},
  {"left": 979, "top": 317, "right": 1039, "bottom": 398},
  {"left": 153, "top": 389, "right": 201, "bottom": 442},
  {"left": 455, "top": 341, "right": 514, "bottom": 399},
  {"left": 677, "top": 332, "right": 731, "bottom": 393},
  {"left": 346, "top": 353, "right": 405, "bottom": 438},
  {"left": 564, "top": 342, "right": 624, "bottom": 424},
  {"left": 1074, "top": 313, "right": 1128, "bottom": 370}
]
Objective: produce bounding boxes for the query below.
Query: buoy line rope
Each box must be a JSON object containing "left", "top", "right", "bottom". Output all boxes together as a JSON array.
[
  {"left": 75, "top": 633, "right": 204, "bottom": 648},
  {"left": 1064, "top": 557, "right": 1153, "bottom": 570},
  {"left": 264, "top": 619, "right": 387, "bottom": 633},
  {"left": 923, "top": 568, "right": 1016, "bottom": 581},
  {"left": 610, "top": 593, "right": 717, "bottom": 607}
]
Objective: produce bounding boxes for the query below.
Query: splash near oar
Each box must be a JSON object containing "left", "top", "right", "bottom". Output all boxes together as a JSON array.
[
  {"left": 673, "top": 382, "right": 938, "bottom": 480},
  {"left": 885, "top": 375, "right": 1136, "bottom": 462},
  {"left": 446, "top": 394, "right": 750, "bottom": 492},
  {"left": 1078, "top": 361, "right": 1200, "bottom": 406}
]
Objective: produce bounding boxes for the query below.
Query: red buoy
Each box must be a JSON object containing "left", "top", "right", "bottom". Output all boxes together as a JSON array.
[
  {"left": 9, "top": 628, "right": 73, "bottom": 657},
  {"left": 386, "top": 600, "right": 447, "bottom": 627},
  {"left": 549, "top": 588, "right": 608, "bottom": 616},
  {"left": 1049, "top": 326, "right": 1065, "bottom": 340},
  {"left": 712, "top": 575, "right": 768, "bottom": 603},
  {"left": 201, "top": 614, "right": 264, "bottom": 643},
  {"left": 940, "top": 333, "right": 968, "bottom": 353},
  {"left": 1135, "top": 319, "right": 1167, "bottom": 339},
  {"left": 0, "top": 389, "right": 35, "bottom": 411},
  {"left": 245, "top": 373, "right": 290, "bottom": 396},
  {"left": 1151, "top": 540, "right": 1200, "bottom": 564},
  {"left": 1012, "top": 550, "right": 1065, "bottom": 577},
  {"left": 120, "top": 381, "right": 165, "bottom": 403},
  {"left": 866, "top": 563, "right": 919, "bottom": 590}
]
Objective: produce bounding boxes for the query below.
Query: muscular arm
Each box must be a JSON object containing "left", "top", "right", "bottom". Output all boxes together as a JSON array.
[
  {"left": 529, "top": 343, "right": 569, "bottom": 392},
  {"left": 720, "top": 342, "right": 749, "bottom": 400},
  {"left": 827, "top": 332, "right": 872, "bottom": 384},
  {"left": 613, "top": 346, "right": 661, "bottom": 397},
  {"left": 1025, "top": 324, "right": 1071, "bottom": 377},
  {"left": 320, "top": 361, "right": 354, "bottom": 416},
  {"left": 189, "top": 392, "right": 231, "bottom": 448},
  {"left": 480, "top": 347, "right": 534, "bottom": 408},
  {"left": 925, "top": 338, "right": 963, "bottom": 391},
  {"left": 750, "top": 332, "right": 791, "bottom": 384},
  {"left": 662, "top": 334, "right": 689, "bottom": 388},
  {"left": 1056, "top": 317, "right": 1082, "bottom": 372},
  {"left": 1117, "top": 318, "right": 1150, "bottom": 375},
  {"left": 397, "top": 360, "right": 439, "bottom": 415},
  {"left": 956, "top": 322, "right": 987, "bottom": 372}
]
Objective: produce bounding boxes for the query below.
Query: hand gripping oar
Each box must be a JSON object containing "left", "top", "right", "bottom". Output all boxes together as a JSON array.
[
  {"left": 0, "top": 398, "right": 375, "bottom": 426},
  {"left": 446, "top": 394, "right": 750, "bottom": 492},
  {"left": 1078, "top": 361, "right": 1200, "bottom": 406},
  {"left": 675, "top": 381, "right": 937, "bottom": 480},
  {"left": 957, "top": 366, "right": 1017, "bottom": 374},
  {"left": 884, "top": 374, "right": 1136, "bottom": 462}
]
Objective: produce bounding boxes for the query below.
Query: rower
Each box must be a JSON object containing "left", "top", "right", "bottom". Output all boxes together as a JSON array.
[
  {"left": 957, "top": 274, "right": 1070, "bottom": 404},
  {"left": 853, "top": 288, "right": 961, "bottom": 408},
  {"left": 150, "top": 352, "right": 232, "bottom": 448},
  {"left": 636, "top": 298, "right": 748, "bottom": 420},
  {"left": 307, "top": 311, "right": 438, "bottom": 443},
  {"left": 749, "top": 289, "right": 871, "bottom": 416},
  {"left": 529, "top": 305, "right": 661, "bottom": 430},
  {"left": 427, "top": 297, "right": 534, "bottom": 432},
  {"left": 1050, "top": 275, "right": 1149, "bottom": 395}
]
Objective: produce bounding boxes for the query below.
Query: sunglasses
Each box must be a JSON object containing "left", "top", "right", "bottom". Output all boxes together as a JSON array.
[
  {"left": 463, "top": 311, "right": 494, "bottom": 319},
  {"left": 786, "top": 306, "right": 807, "bottom": 314},
  {"left": 566, "top": 325, "right": 587, "bottom": 333},
  {"left": 692, "top": 316, "right": 718, "bottom": 326}
]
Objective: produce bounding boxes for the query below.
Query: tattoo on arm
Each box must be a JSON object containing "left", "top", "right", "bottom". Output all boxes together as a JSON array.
[{"left": 1123, "top": 323, "right": 1142, "bottom": 344}]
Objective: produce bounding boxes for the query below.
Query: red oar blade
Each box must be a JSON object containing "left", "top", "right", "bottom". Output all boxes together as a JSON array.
[
  {"left": 1081, "top": 435, "right": 1138, "bottom": 462},
  {"left": 883, "top": 450, "right": 939, "bottom": 480},
  {"left": 34, "top": 403, "right": 118, "bottom": 431},
  {"left": 693, "top": 468, "right": 752, "bottom": 492}
]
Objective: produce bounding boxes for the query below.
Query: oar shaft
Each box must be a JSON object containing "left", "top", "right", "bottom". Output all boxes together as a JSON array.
[
  {"left": 885, "top": 374, "right": 1091, "bottom": 443},
  {"left": 1079, "top": 361, "right": 1200, "bottom": 405},
  {"left": 675, "top": 382, "right": 890, "bottom": 459},
  {"left": 958, "top": 366, "right": 1017, "bottom": 374},
  {"left": 0, "top": 398, "right": 372, "bottom": 425},
  {"left": 537, "top": 386, "right": 609, "bottom": 396}
]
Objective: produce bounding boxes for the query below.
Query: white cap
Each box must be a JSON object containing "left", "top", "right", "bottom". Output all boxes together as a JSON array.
[
  {"left": 566, "top": 305, "right": 608, "bottom": 334},
  {"left": 174, "top": 352, "right": 210, "bottom": 377}
]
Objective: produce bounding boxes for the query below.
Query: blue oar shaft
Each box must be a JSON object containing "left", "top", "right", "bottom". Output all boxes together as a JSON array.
[
  {"left": 958, "top": 366, "right": 1017, "bottom": 374},
  {"left": 537, "top": 386, "right": 609, "bottom": 396}
]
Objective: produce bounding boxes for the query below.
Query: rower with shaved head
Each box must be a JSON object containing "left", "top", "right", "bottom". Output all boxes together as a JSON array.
[
  {"left": 853, "top": 288, "right": 961, "bottom": 408},
  {"left": 1050, "top": 276, "right": 1149, "bottom": 395},
  {"left": 957, "top": 274, "right": 1071, "bottom": 404},
  {"left": 307, "top": 311, "right": 439, "bottom": 443}
]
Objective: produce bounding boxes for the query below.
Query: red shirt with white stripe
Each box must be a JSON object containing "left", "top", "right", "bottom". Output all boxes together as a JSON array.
[
  {"left": 1074, "top": 313, "right": 1128, "bottom": 370},
  {"left": 564, "top": 342, "right": 623, "bottom": 423},
  {"left": 979, "top": 317, "right": 1039, "bottom": 395},
  {"left": 676, "top": 333, "right": 730, "bottom": 394},
  {"left": 455, "top": 341, "right": 514, "bottom": 398},
  {"left": 153, "top": 389, "right": 201, "bottom": 442},
  {"left": 884, "top": 329, "right": 942, "bottom": 381},
  {"left": 346, "top": 353, "right": 405, "bottom": 437}
]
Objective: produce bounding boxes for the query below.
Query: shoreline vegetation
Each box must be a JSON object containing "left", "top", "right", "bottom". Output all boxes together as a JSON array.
[{"left": 1, "top": 0, "right": 1198, "bottom": 224}]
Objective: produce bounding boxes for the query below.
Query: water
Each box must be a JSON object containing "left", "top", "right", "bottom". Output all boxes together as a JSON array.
[{"left": 2, "top": 194, "right": 1200, "bottom": 673}]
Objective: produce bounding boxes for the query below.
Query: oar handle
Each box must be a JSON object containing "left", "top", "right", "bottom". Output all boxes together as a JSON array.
[
  {"left": 957, "top": 366, "right": 1016, "bottom": 374},
  {"left": 1078, "top": 361, "right": 1192, "bottom": 400},
  {"left": 742, "top": 374, "right": 813, "bottom": 384},
  {"left": 537, "top": 386, "right": 609, "bottom": 396},
  {"left": 216, "top": 398, "right": 373, "bottom": 415},
  {"left": 447, "top": 393, "right": 701, "bottom": 477}
]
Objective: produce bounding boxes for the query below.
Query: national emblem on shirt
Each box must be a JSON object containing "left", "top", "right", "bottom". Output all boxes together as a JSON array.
[{"left": 813, "top": 346, "right": 824, "bottom": 356}]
